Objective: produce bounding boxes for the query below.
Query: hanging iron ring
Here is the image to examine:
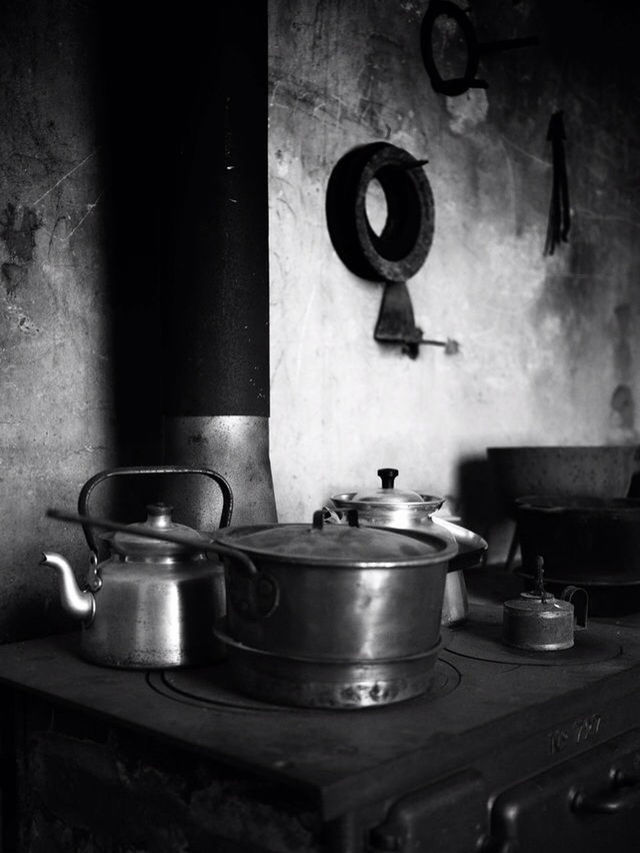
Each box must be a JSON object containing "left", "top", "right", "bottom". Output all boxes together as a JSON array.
[
  {"left": 421, "top": 0, "right": 484, "bottom": 96},
  {"left": 420, "top": 0, "right": 539, "bottom": 97},
  {"left": 325, "top": 142, "right": 435, "bottom": 283}
]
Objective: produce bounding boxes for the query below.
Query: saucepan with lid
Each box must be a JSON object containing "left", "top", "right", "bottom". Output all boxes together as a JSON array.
[
  {"left": 213, "top": 510, "right": 458, "bottom": 708},
  {"left": 328, "top": 468, "right": 488, "bottom": 625}
]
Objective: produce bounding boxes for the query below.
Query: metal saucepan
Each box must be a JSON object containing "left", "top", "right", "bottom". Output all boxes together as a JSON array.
[
  {"left": 212, "top": 510, "right": 458, "bottom": 708},
  {"left": 328, "top": 468, "right": 488, "bottom": 625}
]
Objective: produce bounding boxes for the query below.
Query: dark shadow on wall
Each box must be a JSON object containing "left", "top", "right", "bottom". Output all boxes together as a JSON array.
[
  {"left": 88, "top": 3, "right": 268, "bottom": 467},
  {"left": 78, "top": 3, "right": 269, "bottom": 524},
  {"left": 456, "top": 456, "right": 502, "bottom": 532},
  {"left": 455, "top": 455, "right": 516, "bottom": 566},
  {"left": 88, "top": 4, "right": 183, "bottom": 467}
]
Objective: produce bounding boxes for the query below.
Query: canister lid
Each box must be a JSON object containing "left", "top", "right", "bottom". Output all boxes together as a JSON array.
[
  {"left": 503, "top": 592, "right": 575, "bottom": 614},
  {"left": 213, "top": 510, "right": 457, "bottom": 566},
  {"left": 104, "top": 503, "right": 209, "bottom": 558}
]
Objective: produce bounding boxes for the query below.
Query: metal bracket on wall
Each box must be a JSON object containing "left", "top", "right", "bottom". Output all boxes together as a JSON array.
[
  {"left": 420, "top": 0, "right": 539, "bottom": 96},
  {"left": 375, "top": 281, "right": 459, "bottom": 359},
  {"left": 326, "top": 142, "right": 458, "bottom": 358}
]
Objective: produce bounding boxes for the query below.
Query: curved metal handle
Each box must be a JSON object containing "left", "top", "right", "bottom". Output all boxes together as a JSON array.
[
  {"left": 431, "top": 517, "right": 488, "bottom": 572},
  {"left": 561, "top": 584, "right": 589, "bottom": 629},
  {"left": 572, "top": 771, "right": 640, "bottom": 815},
  {"left": 77, "top": 465, "right": 233, "bottom": 555}
]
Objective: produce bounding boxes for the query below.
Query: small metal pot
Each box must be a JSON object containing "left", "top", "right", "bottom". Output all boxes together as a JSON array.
[
  {"left": 502, "top": 557, "right": 589, "bottom": 651},
  {"left": 329, "top": 468, "right": 488, "bottom": 625},
  {"left": 213, "top": 510, "right": 458, "bottom": 709}
]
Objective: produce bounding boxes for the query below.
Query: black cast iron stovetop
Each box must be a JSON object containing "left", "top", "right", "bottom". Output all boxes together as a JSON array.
[{"left": 0, "top": 569, "right": 640, "bottom": 823}]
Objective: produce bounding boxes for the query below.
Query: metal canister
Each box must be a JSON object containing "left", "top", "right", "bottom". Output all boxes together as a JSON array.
[
  {"left": 503, "top": 556, "right": 589, "bottom": 652},
  {"left": 503, "top": 591, "right": 575, "bottom": 651}
]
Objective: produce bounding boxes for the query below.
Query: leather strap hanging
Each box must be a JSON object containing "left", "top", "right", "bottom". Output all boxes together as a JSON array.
[{"left": 544, "top": 110, "right": 571, "bottom": 256}]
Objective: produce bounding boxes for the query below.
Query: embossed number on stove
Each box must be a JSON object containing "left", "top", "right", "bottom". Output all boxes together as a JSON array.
[{"left": 548, "top": 714, "right": 602, "bottom": 754}]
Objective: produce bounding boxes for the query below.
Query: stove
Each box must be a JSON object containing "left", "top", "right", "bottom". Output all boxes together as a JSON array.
[{"left": 1, "top": 568, "right": 640, "bottom": 852}]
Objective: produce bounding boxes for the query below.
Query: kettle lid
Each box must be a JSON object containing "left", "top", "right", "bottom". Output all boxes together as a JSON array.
[{"left": 104, "top": 503, "right": 209, "bottom": 558}]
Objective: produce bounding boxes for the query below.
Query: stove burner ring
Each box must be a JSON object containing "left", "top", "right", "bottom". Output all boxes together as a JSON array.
[
  {"left": 444, "top": 620, "right": 622, "bottom": 666},
  {"left": 146, "top": 658, "right": 460, "bottom": 713}
]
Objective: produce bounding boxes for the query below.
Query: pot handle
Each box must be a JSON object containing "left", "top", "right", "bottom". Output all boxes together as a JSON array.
[
  {"left": 77, "top": 465, "right": 233, "bottom": 557},
  {"left": 431, "top": 517, "right": 488, "bottom": 572},
  {"left": 561, "top": 585, "right": 589, "bottom": 629},
  {"left": 320, "top": 506, "right": 360, "bottom": 526}
]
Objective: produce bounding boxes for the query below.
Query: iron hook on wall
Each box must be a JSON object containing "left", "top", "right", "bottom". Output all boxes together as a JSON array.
[
  {"left": 544, "top": 110, "right": 571, "bottom": 256},
  {"left": 420, "top": 0, "right": 539, "bottom": 96},
  {"left": 325, "top": 142, "right": 459, "bottom": 359}
]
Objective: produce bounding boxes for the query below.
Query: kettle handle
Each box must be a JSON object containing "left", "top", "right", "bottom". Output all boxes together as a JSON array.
[{"left": 77, "top": 465, "right": 233, "bottom": 557}]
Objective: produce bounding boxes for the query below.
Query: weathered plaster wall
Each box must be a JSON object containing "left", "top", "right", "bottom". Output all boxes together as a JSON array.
[
  {"left": 2, "top": 0, "right": 640, "bottom": 643},
  {"left": 267, "top": 0, "right": 640, "bottom": 541},
  {"left": 0, "top": 2, "right": 211, "bottom": 643},
  {"left": 0, "top": 2, "right": 117, "bottom": 641}
]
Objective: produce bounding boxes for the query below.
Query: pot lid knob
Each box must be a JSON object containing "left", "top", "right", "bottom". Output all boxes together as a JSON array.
[
  {"left": 378, "top": 468, "right": 399, "bottom": 489},
  {"left": 146, "top": 502, "right": 174, "bottom": 527},
  {"left": 108, "top": 502, "right": 209, "bottom": 558}
]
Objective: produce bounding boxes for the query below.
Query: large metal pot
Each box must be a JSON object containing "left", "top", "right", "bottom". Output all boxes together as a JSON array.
[
  {"left": 487, "top": 445, "right": 640, "bottom": 511},
  {"left": 329, "top": 468, "right": 488, "bottom": 625},
  {"left": 213, "top": 510, "right": 458, "bottom": 709}
]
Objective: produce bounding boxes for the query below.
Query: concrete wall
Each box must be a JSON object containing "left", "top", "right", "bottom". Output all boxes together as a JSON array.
[
  {"left": 0, "top": 1, "right": 177, "bottom": 641},
  {"left": 0, "top": 1, "right": 117, "bottom": 641},
  {"left": 267, "top": 0, "right": 640, "bottom": 542}
]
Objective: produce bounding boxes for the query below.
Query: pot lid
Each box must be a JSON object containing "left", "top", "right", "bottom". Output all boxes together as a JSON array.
[
  {"left": 103, "top": 503, "right": 209, "bottom": 558},
  {"left": 333, "top": 468, "right": 444, "bottom": 511},
  {"left": 213, "top": 510, "right": 457, "bottom": 566}
]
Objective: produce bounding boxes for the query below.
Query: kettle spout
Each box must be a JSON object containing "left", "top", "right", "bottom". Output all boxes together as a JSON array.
[{"left": 40, "top": 552, "right": 95, "bottom": 623}]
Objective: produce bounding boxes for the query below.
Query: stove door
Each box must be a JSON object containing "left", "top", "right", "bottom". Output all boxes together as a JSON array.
[
  {"left": 368, "top": 769, "right": 489, "bottom": 852},
  {"left": 490, "top": 729, "right": 640, "bottom": 853}
]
